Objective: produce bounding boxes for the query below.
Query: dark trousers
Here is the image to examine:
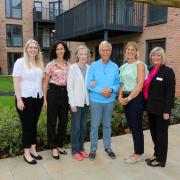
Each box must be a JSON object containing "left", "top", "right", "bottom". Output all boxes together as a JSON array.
[
  {"left": 148, "top": 113, "right": 169, "bottom": 165},
  {"left": 47, "top": 83, "right": 69, "bottom": 149},
  {"left": 16, "top": 96, "right": 43, "bottom": 148},
  {"left": 123, "top": 92, "right": 144, "bottom": 154},
  {"left": 71, "top": 105, "right": 88, "bottom": 154}
]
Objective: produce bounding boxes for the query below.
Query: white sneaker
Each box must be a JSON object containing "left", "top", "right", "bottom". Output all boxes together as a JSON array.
[{"left": 124, "top": 155, "right": 143, "bottom": 164}]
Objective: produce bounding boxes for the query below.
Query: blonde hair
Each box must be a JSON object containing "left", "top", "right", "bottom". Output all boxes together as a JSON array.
[
  {"left": 149, "top": 47, "right": 166, "bottom": 65},
  {"left": 23, "top": 39, "right": 44, "bottom": 70},
  {"left": 99, "top": 41, "right": 112, "bottom": 51},
  {"left": 124, "top": 41, "right": 139, "bottom": 61},
  {"left": 74, "top": 45, "right": 90, "bottom": 62}
]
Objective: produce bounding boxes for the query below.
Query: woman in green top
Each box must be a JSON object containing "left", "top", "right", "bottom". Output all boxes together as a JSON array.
[{"left": 118, "top": 41, "right": 148, "bottom": 164}]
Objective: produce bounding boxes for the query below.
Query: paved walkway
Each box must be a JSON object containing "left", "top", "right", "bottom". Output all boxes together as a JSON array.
[{"left": 1, "top": 124, "right": 180, "bottom": 180}]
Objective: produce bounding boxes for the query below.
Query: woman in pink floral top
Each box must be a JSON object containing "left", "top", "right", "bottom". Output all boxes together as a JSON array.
[{"left": 43, "top": 41, "right": 70, "bottom": 159}]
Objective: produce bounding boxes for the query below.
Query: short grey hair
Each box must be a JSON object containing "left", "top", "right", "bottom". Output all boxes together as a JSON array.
[
  {"left": 149, "top": 47, "right": 166, "bottom": 65},
  {"left": 99, "top": 41, "right": 112, "bottom": 51},
  {"left": 74, "top": 45, "right": 90, "bottom": 62}
]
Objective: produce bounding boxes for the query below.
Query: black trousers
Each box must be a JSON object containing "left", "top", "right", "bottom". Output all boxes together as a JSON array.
[
  {"left": 16, "top": 96, "right": 43, "bottom": 148},
  {"left": 123, "top": 92, "right": 144, "bottom": 154},
  {"left": 147, "top": 113, "right": 169, "bottom": 165},
  {"left": 47, "top": 83, "right": 69, "bottom": 149}
]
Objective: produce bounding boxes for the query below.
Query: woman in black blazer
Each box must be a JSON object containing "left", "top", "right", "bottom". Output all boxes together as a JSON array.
[{"left": 143, "top": 47, "right": 175, "bottom": 167}]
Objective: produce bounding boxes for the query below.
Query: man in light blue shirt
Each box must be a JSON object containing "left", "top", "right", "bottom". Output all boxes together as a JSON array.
[{"left": 87, "top": 41, "right": 120, "bottom": 160}]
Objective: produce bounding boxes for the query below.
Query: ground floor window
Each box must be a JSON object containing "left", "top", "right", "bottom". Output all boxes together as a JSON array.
[
  {"left": 8, "top": 52, "right": 22, "bottom": 74},
  {"left": 146, "top": 38, "right": 166, "bottom": 65},
  {"left": 95, "top": 43, "right": 124, "bottom": 67}
]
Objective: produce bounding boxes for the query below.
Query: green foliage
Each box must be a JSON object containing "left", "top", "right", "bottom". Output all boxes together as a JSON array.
[
  {"left": 0, "top": 107, "right": 22, "bottom": 157},
  {"left": 0, "top": 76, "right": 14, "bottom": 93}
]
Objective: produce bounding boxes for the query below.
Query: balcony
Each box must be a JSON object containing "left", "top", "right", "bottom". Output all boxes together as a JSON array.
[
  {"left": 33, "top": 7, "right": 60, "bottom": 23},
  {"left": 56, "top": 0, "right": 144, "bottom": 41}
]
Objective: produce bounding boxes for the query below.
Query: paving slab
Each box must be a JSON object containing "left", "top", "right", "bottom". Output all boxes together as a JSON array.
[{"left": 0, "top": 124, "right": 180, "bottom": 180}]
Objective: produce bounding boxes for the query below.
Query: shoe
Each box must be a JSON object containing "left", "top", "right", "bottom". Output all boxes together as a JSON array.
[
  {"left": 80, "top": 151, "right": 88, "bottom": 158},
  {"left": 123, "top": 154, "right": 133, "bottom": 160},
  {"left": 89, "top": 150, "right": 96, "bottom": 160},
  {"left": 51, "top": 150, "right": 60, "bottom": 160},
  {"left": 72, "top": 153, "right": 83, "bottom": 161},
  {"left": 147, "top": 161, "right": 165, "bottom": 167},
  {"left": 30, "top": 153, "right": 43, "bottom": 160},
  {"left": 124, "top": 155, "right": 143, "bottom": 164},
  {"left": 145, "top": 157, "right": 156, "bottom": 162},
  {"left": 23, "top": 156, "right": 37, "bottom": 165},
  {"left": 105, "top": 148, "right": 116, "bottom": 159},
  {"left": 57, "top": 147, "right": 67, "bottom": 155}
]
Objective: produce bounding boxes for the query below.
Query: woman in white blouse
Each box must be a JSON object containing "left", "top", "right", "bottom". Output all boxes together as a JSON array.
[
  {"left": 12, "top": 39, "right": 44, "bottom": 165},
  {"left": 67, "top": 45, "right": 90, "bottom": 161}
]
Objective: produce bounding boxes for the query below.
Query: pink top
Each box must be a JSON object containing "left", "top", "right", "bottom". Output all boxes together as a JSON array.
[
  {"left": 143, "top": 66, "right": 161, "bottom": 99},
  {"left": 45, "top": 60, "right": 70, "bottom": 86}
]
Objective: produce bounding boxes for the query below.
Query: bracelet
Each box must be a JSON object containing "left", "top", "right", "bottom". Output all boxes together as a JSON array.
[
  {"left": 127, "top": 96, "right": 131, "bottom": 101},
  {"left": 111, "top": 88, "right": 113, "bottom": 93}
]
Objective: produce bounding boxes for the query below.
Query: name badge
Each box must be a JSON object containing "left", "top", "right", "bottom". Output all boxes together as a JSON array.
[{"left": 156, "top": 77, "right": 163, "bottom": 81}]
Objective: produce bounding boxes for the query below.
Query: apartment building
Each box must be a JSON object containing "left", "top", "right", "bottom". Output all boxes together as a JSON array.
[
  {"left": 0, "top": 0, "right": 68, "bottom": 75},
  {"left": 56, "top": 0, "right": 180, "bottom": 97}
]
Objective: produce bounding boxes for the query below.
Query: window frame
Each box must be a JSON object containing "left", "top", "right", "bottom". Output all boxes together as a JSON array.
[
  {"left": 146, "top": 38, "right": 166, "bottom": 65},
  {"left": 5, "top": 0, "right": 22, "bottom": 19},
  {"left": 6, "top": 24, "right": 23, "bottom": 47},
  {"left": 7, "top": 52, "right": 23, "bottom": 74},
  {"left": 147, "top": 4, "right": 168, "bottom": 26}
]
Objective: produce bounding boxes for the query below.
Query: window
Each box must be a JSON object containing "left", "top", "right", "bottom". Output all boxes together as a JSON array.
[
  {"left": 147, "top": 5, "right": 167, "bottom": 25},
  {"left": 6, "top": 24, "right": 23, "bottom": 47},
  {"left": 95, "top": 43, "right": 124, "bottom": 66},
  {"left": 146, "top": 38, "right": 166, "bottom": 65},
  {"left": 6, "top": 0, "right": 22, "bottom": 19},
  {"left": 34, "top": 1, "right": 42, "bottom": 20},
  {"left": 8, "top": 52, "right": 22, "bottom": 74},
  {"left": 49, "top": 1, "right": 60, "bottom": 20}
]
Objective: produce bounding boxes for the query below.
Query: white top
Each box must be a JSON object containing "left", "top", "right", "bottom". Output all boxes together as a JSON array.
[
  {"left": 67, "top": 63, "right": 89, "bottom": 107},
  {"left": 12, "top": 58, "right": 44, "bottom": 98}
]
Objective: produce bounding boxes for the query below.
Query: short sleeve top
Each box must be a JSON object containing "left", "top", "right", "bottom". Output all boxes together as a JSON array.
[
  {"left": 119, "top": 60, "right": 149, "bottom": 92},
  {"left": 45, "top": 60, "right": 70, "bottom": 86},
  {"left": 12, "top": 58, "right": 44, "bottom": 98}
]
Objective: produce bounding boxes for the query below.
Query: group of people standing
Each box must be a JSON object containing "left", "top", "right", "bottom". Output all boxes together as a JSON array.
[{"left": 12, "top": 39, "right": 175, "bottom": 168}]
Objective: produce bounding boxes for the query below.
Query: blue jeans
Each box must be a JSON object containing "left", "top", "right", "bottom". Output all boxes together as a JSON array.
[
  {"left": 71, "top": 105, "right": 88, "bottom": 154},
  {"left": 90, "top": 101, "right": 115, "bottom": 151}
]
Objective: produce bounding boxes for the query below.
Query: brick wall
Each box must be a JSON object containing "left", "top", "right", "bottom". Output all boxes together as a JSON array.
[{"left": 0, "top": 0, "right": 33, "bottom": 74}]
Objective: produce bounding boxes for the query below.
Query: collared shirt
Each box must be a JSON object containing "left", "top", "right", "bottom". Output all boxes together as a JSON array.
[
  {"left": 87, "top": 59, "right": 120, "bottom": 103},
  {"left": 12, "top": 58, "right": 43, "bottom": 98},
  {"left": 119, "top": 60, "right": 149, "bottom": 92},
  {"left": 45, "top": 60, "right": 70, "bottom": 86}
]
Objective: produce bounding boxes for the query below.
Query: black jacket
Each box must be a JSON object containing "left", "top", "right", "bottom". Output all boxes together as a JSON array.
[{"left": 146, "top": 65, "right": 176, "bottom": 115}]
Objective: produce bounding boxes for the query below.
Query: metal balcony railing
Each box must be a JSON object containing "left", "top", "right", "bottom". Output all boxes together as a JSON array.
[{"left": 56, "top": 0, "right": 144, "bottom": 41}]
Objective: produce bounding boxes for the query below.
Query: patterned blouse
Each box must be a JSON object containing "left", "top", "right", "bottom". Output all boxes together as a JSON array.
[{"left": 45, "top": 60, "right": 70, "bottom": 86}]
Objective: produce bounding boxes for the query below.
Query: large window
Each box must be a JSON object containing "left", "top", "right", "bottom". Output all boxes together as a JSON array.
[
  {"left": 146, "top": 38, "right": 166, "bottom": 65},
  {"left": 95, "top": 43, "right": 124, "bottom": 67},
  {"left": 7, "top": 52, "right": 22, "bottom": 74},
  {"left": 147, "top": 5, "right": 167, "bottom": 25},
  {"left": 6, "top": 24, "right": 23, "bottom": 47},
  {"left": 34, "top": 1, "right": 42, "bottom": 20},
  {"left": 6, "top": 0, "right": 22, "bottom": 19},
  {"left": 49, "top": 1, "right": 60, "bottom": 20}
]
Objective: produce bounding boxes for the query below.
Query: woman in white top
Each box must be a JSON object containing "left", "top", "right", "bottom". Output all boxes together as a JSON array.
[
  {"left": 67, "top": 45, "right": 90, "bottom": 161},
  {"left": 12, "top": 39, "right": 44, "bottom": 165}
]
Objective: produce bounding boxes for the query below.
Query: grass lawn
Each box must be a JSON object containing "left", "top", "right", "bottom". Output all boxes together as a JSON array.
[
  {"left": 0, "top": 96, "right": 15, "bottom": 107},
  {"left": 0, "top": 76, "right": 14, "bottom": 93}
]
